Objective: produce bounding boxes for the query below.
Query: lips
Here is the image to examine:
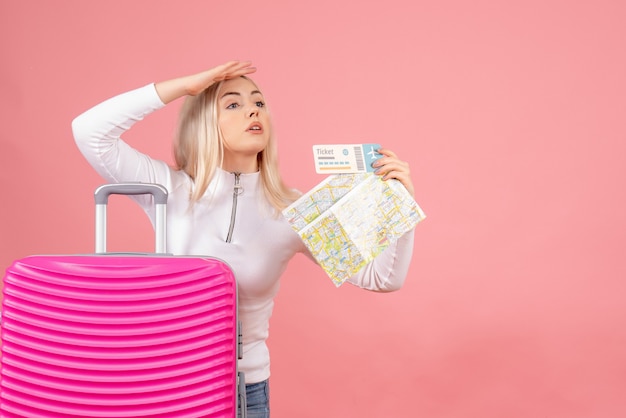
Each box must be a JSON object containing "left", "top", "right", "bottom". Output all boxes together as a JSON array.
[{"left": 246, "top": 122, "right": 263, "bottom": 133}]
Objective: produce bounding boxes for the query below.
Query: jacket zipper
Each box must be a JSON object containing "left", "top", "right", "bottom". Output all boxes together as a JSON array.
[{"left": 225, "top": 172, "right": 242, "bottom": 243}]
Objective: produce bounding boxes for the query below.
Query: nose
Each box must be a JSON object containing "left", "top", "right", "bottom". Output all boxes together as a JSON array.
[{"left": 247, "top": 105, "right": 259, "bottom": 118}]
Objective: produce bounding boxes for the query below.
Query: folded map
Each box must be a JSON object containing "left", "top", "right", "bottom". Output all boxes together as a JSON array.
[{"left": 282, "top": 173, "right": 426, "bottom": 287}]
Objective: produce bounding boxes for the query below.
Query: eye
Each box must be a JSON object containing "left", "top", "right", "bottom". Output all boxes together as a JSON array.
[
  {"left": 226, "top": 102, "right": 239, "bottom": 109},
  {"left": 255, "top": 101, "right": 265, "bottom": 108}
]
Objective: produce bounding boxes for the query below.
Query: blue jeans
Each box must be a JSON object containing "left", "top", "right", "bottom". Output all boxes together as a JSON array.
[{"left": 238, "top": 379, "right": 270, "bottom": 418}]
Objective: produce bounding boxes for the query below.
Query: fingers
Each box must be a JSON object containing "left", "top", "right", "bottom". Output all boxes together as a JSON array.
[
  {"left": 213, "top": 60, "right": 257, "bottom": 82},
  {"left": 375, "top": 147, "right": 398, "bottom": 159},
  {"left": 184, "top": 61, "right": 257, "bottom": 97},
  {"left": 372, "top": 147, "right": 415, "bottom": 197},
  {"left": 372, "top": 148, "right": 406, "bottom": 175}
]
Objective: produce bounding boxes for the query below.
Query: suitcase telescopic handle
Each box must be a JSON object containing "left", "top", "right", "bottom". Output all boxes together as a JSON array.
[{"left": 94, "top": 183, "right": 168, "bottom": 254}]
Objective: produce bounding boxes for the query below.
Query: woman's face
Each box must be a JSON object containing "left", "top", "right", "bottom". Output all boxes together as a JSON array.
[{"left": 217, "top": 77, "right": 271, "bottom": 169}]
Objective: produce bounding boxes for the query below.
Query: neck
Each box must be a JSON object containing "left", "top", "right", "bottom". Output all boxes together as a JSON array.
[{"left": 221, "top": 154, "right": 259, "bottom": 174}]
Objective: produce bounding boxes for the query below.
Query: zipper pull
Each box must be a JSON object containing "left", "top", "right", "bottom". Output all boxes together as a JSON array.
[{"left": 233, "top": 172, "right": 243, "bottom": 196}]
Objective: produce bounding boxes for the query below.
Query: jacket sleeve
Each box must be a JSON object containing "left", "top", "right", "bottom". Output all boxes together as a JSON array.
[
  {"left": 345, "top": 229, "right": 415, "bottom": 292},
  {"left": 71, "top": 83, "right": 172, "bottom": 190}
]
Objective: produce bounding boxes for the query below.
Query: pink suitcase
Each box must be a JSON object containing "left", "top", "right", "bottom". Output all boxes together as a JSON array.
[{"left": 1, "top": 183, "right": 246, "bottom": 417}]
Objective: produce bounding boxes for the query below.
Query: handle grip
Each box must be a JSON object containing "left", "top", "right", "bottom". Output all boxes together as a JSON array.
[{"left": 94, "top": 183, "right": 168, "bottom": 254}]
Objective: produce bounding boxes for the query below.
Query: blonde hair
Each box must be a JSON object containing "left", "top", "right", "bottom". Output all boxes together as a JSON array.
[{"left": 174, "top": 76, "right": 300, "bottom": 211}]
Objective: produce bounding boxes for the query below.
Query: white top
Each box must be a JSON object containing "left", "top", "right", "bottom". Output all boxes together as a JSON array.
[{"left": 72, "top": 83, "right": 415, "bottom": 383}]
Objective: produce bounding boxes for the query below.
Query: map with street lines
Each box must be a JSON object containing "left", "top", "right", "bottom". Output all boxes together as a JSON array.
[{"left": 283, "top": 173, "right": 426, "bottom": 287}]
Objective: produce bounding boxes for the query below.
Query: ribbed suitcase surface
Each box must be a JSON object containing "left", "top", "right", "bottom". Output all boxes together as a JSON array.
[{"left": 0, "top": 255, "right": 237, "bottom": 417}]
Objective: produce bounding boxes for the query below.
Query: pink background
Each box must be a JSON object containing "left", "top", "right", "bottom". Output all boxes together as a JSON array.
[{"left": 1, "top": 1, "right": 625, "bottom": 416}]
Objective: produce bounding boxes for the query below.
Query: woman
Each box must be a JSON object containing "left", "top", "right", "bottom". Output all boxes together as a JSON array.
[{"left": 72, "top": 60, "right": 416, "bottom": 417}]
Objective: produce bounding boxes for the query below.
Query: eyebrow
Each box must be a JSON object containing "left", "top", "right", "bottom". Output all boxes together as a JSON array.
[{"left": 220, "top": 90, "right": 263, "bottom": 100}]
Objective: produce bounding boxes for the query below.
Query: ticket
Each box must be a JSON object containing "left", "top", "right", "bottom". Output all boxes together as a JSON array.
[{"left": 312, "top": 144, "right": 382, "bottom": 174}]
